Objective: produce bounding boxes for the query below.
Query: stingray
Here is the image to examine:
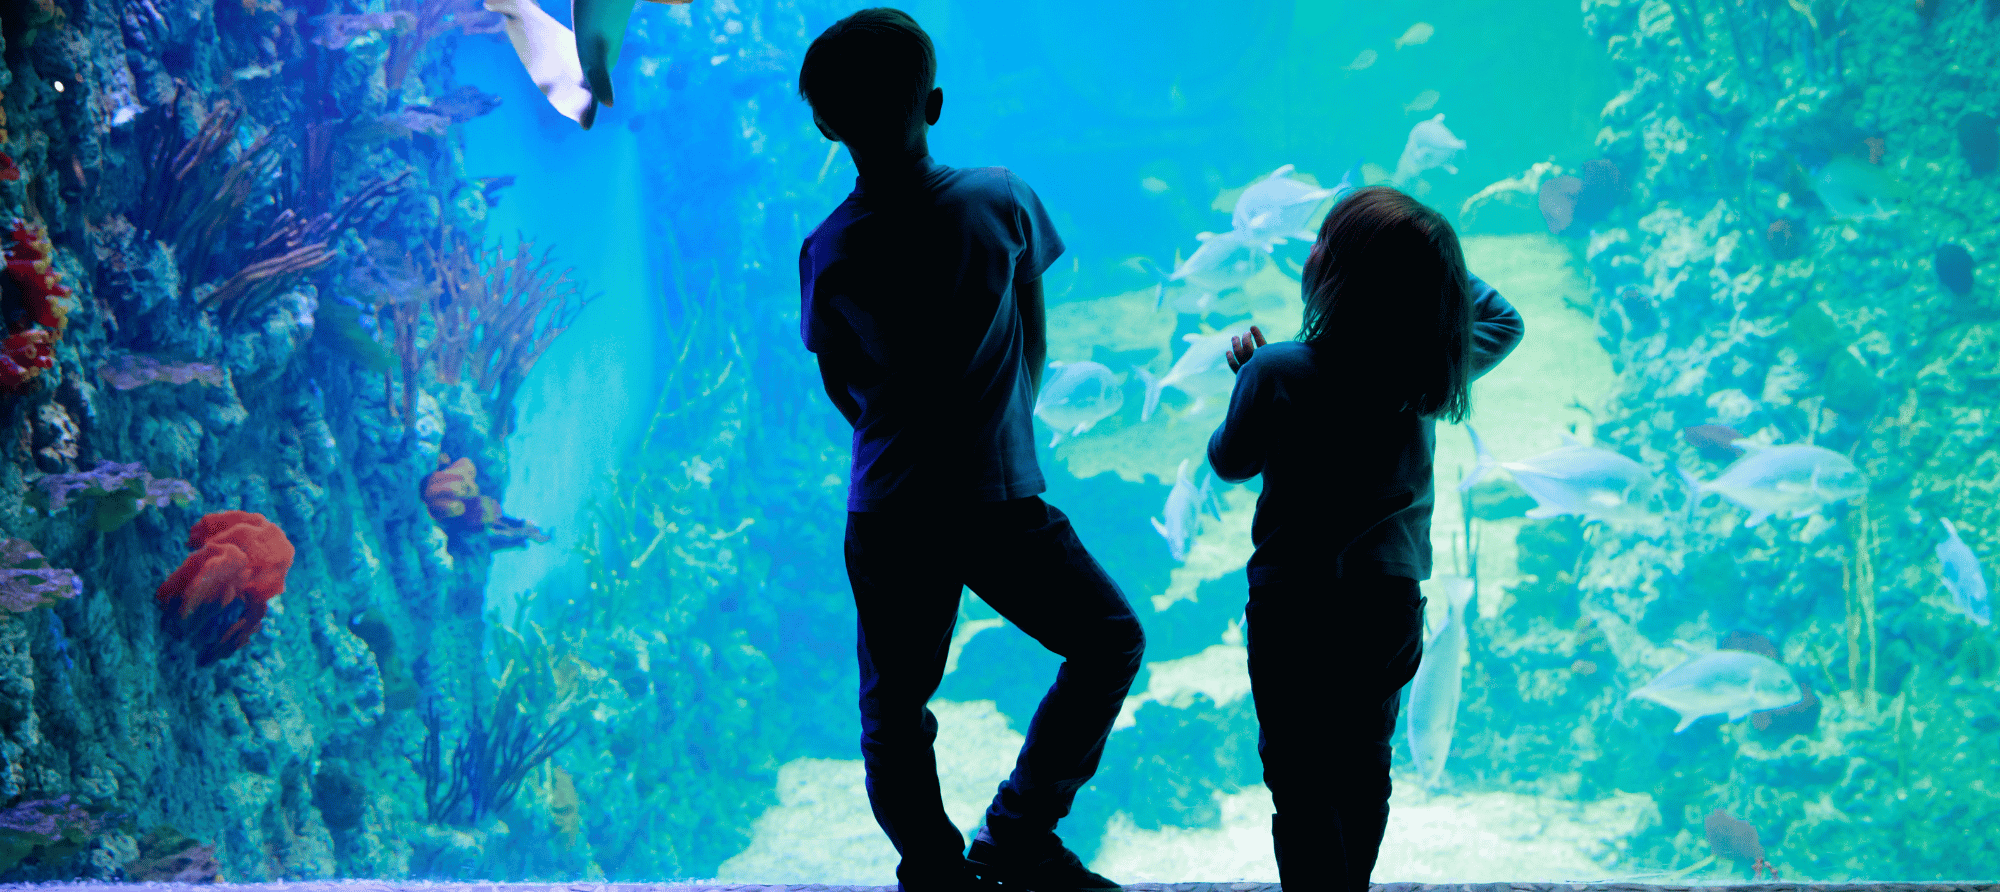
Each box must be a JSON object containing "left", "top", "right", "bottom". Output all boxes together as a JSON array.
[{"left": 576, "top": 0, "right": 692, "bottom": 108}]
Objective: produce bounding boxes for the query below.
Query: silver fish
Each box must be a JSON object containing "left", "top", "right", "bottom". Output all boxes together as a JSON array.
[
  {"left": 1681, "top": 442, "right": 1866, "bottom": 527},
  {"left": 1134, "top": 326, "right": 1248, "bottom": 422},
  {"left": 1465, "top": 427, "right": 1658, "bottom": 526},
  {"left": 1391, "top": 113, "right": 1465, "bottom": 187},
  {"left": 1139, "top": 229, "right": 1266, "bottom": 316},
  {"left": 1407, "top": 575, "right": 1473, "bottom": 785},
  {"left": 1629, "top": 649, "right": 1802, "bottom": 733},
  {"left": 1150, "top": 459, "right": 1220, "bottom": 562},
  {"left": 1230, "top": 164, "right": 1344, "bottom": 253},
  {"left": 1937, "top": 518, "right": 1992, "bottom": 626},
  {"left": 1034, "top": 361, "right": 1124, "bottom": 447}
]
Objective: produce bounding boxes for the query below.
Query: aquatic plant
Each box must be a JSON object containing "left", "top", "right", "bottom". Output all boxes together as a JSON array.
[
  {"left": 30, "top": 460, "right": 196, "bottom": 532},
  {"left": 1843, "top": 498, "right": 1879, "bottom": 710},
  {"left": 95, "top": 354, "right": 224, "bottom": 389},
  {"left": 155, "top": 511, "right": 295, "bottom": 666},
  {"left": 420, "top": 226, "right": 595, "bottom": 435},
  {"left": 416, "top": 612, "right": 593, "bottom": 827},
  {"left": 0, "top": 539, "right": 81, "bottom": 613}
]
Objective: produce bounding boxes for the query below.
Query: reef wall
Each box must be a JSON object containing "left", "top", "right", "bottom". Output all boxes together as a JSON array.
[{"left": 1440, "top": 0, "right": 2000, "bottom": 880}]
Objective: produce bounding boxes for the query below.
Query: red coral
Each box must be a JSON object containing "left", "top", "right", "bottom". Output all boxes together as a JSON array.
[
  {"left": 155, "top": 511, "right": 295, "bottom": 666},
  {"left": 5, "top": 219, "right": 72, "bottom": 337},
  {"left": 1, "top": 329, "right": 55, "bottom": 388},
  {"left": 0, "top": 153, "right": 20, "bottom": 182}
]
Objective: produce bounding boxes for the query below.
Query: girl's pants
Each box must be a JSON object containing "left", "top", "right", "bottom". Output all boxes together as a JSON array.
[
  {"left": 845, "top": 497, "right": 1145, "bottom": 889},
  {"left": 1247, "top": 575, "right": 1425, "bottom": 892}
]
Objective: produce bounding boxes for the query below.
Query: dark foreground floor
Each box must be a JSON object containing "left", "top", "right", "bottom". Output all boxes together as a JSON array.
[{"left": 4, "top": 883, "right": 1998, "bottom": 892}]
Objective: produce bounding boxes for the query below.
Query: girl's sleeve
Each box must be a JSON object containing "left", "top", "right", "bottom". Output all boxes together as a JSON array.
[
  {"left": 1207, "top": 357, "right": 1270, "bottom": 484},
  {"left": 1468, "top": 274, "right": 1525, "bottom": 380}
]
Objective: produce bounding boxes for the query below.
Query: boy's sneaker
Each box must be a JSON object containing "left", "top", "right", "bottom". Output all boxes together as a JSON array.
[{"left": 966, "top": 835, "right": 1121, "bottom": 892}]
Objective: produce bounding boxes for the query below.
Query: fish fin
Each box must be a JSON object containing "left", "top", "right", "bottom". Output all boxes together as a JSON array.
[
  {"left": 1942, "top": 518, "right": 1958, "bottom": 540},
  {"left": 1150, "top": 516, "right": 1170, "bottom": 542},
  {"left": 1195, "top": 231, "right": 1218, "bottom": 242},
  {"left": 1442, "top": 164, "right": 1459, "bottom": 175},
  {"left": 573, "top": 0, "right": 636, "bottom": 107},
  {"left": 1524, "top": 505, "right": 1563, "bottom": 519},
  {"left": 1458, "top": 426, "right": 1499, "bottom": 492},
  {"left": 1048, "top": 431, "right": 1060, "bottom": 448},
  {"left": 1267, "top": 163, "right": 1295, "bottom": 180},
  {"left": 1071, "top": 422, "right": 1091, "bottom": 436},
  {"left": 1726, "top": 707, "right": 1751, "bottom": 721},
  {"left": 1135, "top": 366, "right": 1163, "bottom": 422},
  {"left": 1558, "top": 430, "right": 1583, "bottom": 447},
  {"left": 1672, "top": 712, "right": 1700, "bottom": 733}
]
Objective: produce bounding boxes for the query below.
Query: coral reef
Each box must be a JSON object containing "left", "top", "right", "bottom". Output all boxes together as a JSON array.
[
  {"left": 155, "top": 511, "right": 295, "bottom": 666},
  {"left": 31, "top": 460, "right": 197, "bottom": 532},
  {"left": 420, "top": 455, "right": 549, "bottom": 547},
  {"left": 95, "top": 354, "right": 225, "bottom": 390}
]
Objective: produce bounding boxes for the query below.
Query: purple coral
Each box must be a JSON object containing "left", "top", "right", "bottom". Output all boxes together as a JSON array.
[
  {"left": 0, "top": 540, "right": 82, "bottom": 613},
  {"left": 0, "top": 795, "right": 98, "bottom": 841},
  {"left": 33, "top": 460, "right": 196, "bottom": 513},
  {"left": 96, "top": 354, "right": 225, "bottom": 390}
]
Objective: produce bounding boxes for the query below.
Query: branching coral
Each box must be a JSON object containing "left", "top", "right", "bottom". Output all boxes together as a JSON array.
[
  {"left": 0, "top": 539, "right": 82, "bottom": 613},
  {"left": 32, "top": 460, "right": 197, "bottom": 532},
  {"left": 155, "top": 511, "right": 294, "bottom": 666},
  {"left": 423, "top": 227, "right": 595, "bottom": 435},
  {"left": 136, "top": 102, "right": 408, "bottom": 322}
]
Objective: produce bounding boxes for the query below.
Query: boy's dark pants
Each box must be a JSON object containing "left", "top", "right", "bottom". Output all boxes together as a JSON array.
[
  {"left": 846, "top": 496, "right": 1145, "bottom": 885},
  {"left": 1247, "top": 575, "right": 1424, "bottom": 892}
]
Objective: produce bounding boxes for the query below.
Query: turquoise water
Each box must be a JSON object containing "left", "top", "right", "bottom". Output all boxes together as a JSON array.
[{"left": 3, "top": 0, "right": 1997, "bottom": 883}]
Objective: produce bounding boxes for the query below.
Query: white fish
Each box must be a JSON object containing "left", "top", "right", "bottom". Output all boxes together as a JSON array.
[
  {"left": 1937, "top": 519, "right": 1992, "bottom": 625},
  {"left": 1230, "top": 164, "right": 1347, "bottom": 253},
  {"left": 1465, "top": 427, "right": 1658, "bottom": 526},
  {"left": 1681, "top": 443, "right": 1866, "bottom": 527},
  {"left": 1134, "top": 326, "right": 1248, "bottom": 422},
  {"left": 1629, "top": 649, "right": 1802, "bottom": 733},
  {"left": 486, "top": 0, "right": 600, "bottom": 128},
  {"left": 1344, "top": 48, "right": 1378, "bottom": 70},
  {"left": 1034, "top": 361, "right": 1124, "bottom": 447},
  {"left": 574, "top": 0, "right": 691, "bottom": 107},
  {"left": 1407, "top": 575, "right": 1473, "bottom": 785},
  {"left": 1403, "top": 89, "right": 1440, "bottom": 113},
  {"left": 1150, "top": 459, "right": 1220, "bottom": 562},
  {"left": 1139, "top": 230, "right": 1266, "bottom": 315},
  {"left": 1812, "top": 157, "right": 1902, "bottom": 222},
  {"left": 1394, "top": 22, "right": 1434, "bottom": 49},
  {"left": 1391, "top": 114, "right": 1466, "bottom": 187}
]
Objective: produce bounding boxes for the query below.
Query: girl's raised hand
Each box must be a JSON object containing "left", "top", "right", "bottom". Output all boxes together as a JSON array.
[{"left": 1225, "top": 325, "right": 1267, "bottom": 374}]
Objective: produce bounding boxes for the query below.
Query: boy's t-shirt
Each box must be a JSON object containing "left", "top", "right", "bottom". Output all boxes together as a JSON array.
[{"left": 801, "top": 155, "right": 1064, "bottom": 512}]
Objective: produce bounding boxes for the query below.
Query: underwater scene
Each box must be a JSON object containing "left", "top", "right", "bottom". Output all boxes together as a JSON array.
[{"left": 0, "top": 0, "right": 1997, "bottom": 884}]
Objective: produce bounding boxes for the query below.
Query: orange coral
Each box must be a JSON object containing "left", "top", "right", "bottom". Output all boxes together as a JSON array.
[
  {"left": 155, "top": 511, "right": 295, "bottom": 666},
  {"left": 421, "top": 455, "right": 481, "bottom": 528}
]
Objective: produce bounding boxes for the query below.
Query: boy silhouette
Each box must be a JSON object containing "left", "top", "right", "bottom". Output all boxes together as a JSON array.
[{"left": 797, "top": 9, "right": 1145, "bottom": 892}]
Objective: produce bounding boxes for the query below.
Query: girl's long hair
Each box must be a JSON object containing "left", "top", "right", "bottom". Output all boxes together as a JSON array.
[{"left": 1297, "top": 186, "right": 1474, "bottom": 423}]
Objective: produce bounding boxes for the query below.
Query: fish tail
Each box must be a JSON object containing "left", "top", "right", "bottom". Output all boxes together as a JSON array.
[
  {"left": 1135, "top": 365, "right": 1164, "bottom": 422},
  {"left": 1458, "top": 426, "right": 1498, "bottom": 492}
]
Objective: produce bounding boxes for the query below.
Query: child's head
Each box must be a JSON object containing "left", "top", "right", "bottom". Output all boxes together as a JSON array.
[
  {"left": 798, "top": 8, "right": 939, "bottom": 150},
  {"left": 1298, "top": 186, "right": 1474, "bottom": 422}
]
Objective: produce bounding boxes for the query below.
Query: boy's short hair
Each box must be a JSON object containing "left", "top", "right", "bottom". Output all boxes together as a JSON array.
[{"left": 798, "top": 8, "right": 936, "bottom": 142}]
